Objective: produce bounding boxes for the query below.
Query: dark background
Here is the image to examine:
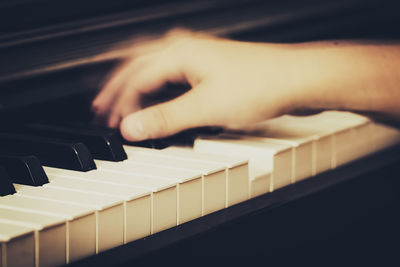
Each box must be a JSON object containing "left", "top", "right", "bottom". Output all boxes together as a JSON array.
[
  {"left": 1, "top": 2, "right": 400, "bottom": 265},
  {"left": 0, "top": 0, "right": 399, "bottom": 112}
]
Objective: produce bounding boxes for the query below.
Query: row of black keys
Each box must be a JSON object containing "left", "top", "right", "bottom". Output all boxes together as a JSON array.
[{"left": 0, "top": 123, "right": 172, "bottom": 196}]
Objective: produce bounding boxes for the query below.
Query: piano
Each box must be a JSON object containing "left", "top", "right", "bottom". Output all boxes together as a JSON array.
[{"left": 1, "top": 0, "right": 400, "bottom": 266}]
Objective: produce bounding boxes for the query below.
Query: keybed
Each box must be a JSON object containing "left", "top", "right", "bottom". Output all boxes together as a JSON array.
[{"left": 0, "top": 111, "right": 400, "bottom": 267}]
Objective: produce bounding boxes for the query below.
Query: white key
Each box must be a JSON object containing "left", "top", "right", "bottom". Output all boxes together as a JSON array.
[
  {"left": 226, "top": 116, "right": 317, "bottom": 181},
  {"left": 368, "top": 122, "right": 400, "bottom": 153},
  {"left": 159, "top": 146, "right": 250, "bottom": 206},
  {"left": 0, "top": 222, "right": 35, "bottom": 267},
  {"left": 94, "top": 160, "right": 204, "bottom": 222},
  {"left": 44, "top": 167, "right": 170, "bottom": 236},
  {"left": 123, "top": 148, "right": 225, "bottom": 216},
  {"left": 316, "top": 110, "right": 370, "bottom": 124},
  {"left": 250, "top": 168, "right": 272, "bottom": 198},
  {"left": 321, "top": 112, "right": 400, "bottom": 164},
  {"left": 0, "top": 195, "right": 95, "bottom": 263},
  {"left": 194, "top": 134, "right": 292, "bottom": 191},
  {"left": 0, "top": 208, "right": 66, "bottom": 267},
  {"left": 230, "top": 111, "right": 373, "bottom": 175},
  {"left": 300, "top": 111, "right": 371, "bottom": 167},
  {"left": 15, "top": 185, "right": 123, "bottom": 253},
  {"left": 43, "top": 171, "right": 153, "bottom": 239}
]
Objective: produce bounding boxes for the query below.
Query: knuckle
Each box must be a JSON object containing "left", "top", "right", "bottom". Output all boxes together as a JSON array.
[
  {"left": 165, "top": 28, "right": 191, "bottom": 39},
  {"left": 164, "top": 37, "right": 194, "bottom": 64},
  {"left": 170, "top": 36, "right": 191, "bottom": 49}
]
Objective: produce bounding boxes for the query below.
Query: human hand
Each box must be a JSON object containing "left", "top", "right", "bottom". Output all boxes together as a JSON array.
[{"left": 92, "top": 30, "right": 310, "bottom": 141}]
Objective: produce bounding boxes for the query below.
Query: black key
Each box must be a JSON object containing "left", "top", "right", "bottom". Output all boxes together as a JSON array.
[
  {"left": 0, "top": 133, "right": 96, "bottom": 171},
  {"left": 124, "top": 127, "right": 223, "bottom": 149},
  {"left": 0, "top": 154, "right": 48, "bottom": 186},
  {"left": 0, "top": 167, "right": 16, "bottom": 196},
  {"left": 19, "top": 123, "right": 127, "bottom": 162},
  {"left": 58, "top": 123, "right": 170, "bottom": 150},
  {"left": 127, "top": 139, "right": 171, "bottom": 149}
]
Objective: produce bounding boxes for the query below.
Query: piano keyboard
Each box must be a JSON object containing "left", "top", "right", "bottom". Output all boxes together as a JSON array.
[{"left": 1, "top": 110, "right": 400, "bottom": 267}]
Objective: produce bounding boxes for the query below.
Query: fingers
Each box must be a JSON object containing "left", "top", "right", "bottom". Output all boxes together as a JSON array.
[
  {"left": 120, "top": 84, "right": 212, "bottom": 141},
  {"left": 92, "top": 29, "right": 217, "bottom": 131},
  {"left": 106, "top": 51, "right": 186, "bottom": 127},
  {"left": 92, "top": 30, "right": 198, "bottom": 127},
  {"left": 92, "top": 53, "right": 158, "bottom": 117},
  {"left": 92, "top": 34, "right": 177, "bottom": 117},
  {"left": 92, "top": 29, "right": 195, "bottom": 109}
]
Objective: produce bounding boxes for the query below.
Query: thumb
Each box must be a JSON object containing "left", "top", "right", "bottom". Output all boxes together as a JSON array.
[{"left": 120, "top": 89, "right": 210, "bottom": 141}]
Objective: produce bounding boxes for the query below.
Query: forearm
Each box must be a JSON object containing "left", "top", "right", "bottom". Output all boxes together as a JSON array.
[{"left": 291, "top": 41, "right": 400, "bottom": 118}]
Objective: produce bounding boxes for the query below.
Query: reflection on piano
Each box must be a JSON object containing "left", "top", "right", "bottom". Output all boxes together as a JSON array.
[{"left": 1, "top": 0, "right": 400, "bottom": 266}]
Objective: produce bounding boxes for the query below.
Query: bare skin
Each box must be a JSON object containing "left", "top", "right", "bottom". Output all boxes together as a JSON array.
[{"left": 92, "top": 30, "right": 400, "bottom": 141}]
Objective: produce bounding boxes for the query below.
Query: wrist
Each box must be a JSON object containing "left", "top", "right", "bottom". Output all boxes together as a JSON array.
[{"left": 282, "top": 42, "right": 350, "bottom": 113}]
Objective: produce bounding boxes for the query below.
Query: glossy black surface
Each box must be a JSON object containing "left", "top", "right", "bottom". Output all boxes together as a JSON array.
[
  {"left": 19, "top": 123, "right": 127, "bottom": 161},
  {"left": 0, "top": 167, "right": 16, "bottom": 196},
  {"left": 126, "top": 140, "right": 171, "bottom": 150},
  {"left": 124, "top": 127, "right": 223, "bottom": 149},
  {"left": 0, "top": 154, "right": 48, "bottom": 186},
  {"left": 0, "top": 133, "right": 96, "bottom": 171}
]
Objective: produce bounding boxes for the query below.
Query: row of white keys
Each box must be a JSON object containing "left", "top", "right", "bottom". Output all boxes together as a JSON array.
[
  {"left": 227, "top": 117, "right": 316, "bottom": 181},
  {"left": 43, "top": 167, "right": 157, "bottom": 238},
  {"left": 194, "top": 111, "right": 362, "bottom": 195},
  {"left": 45, "top": 167, "right": 173, "bottom": 237},
  {"left": 122, "top": 147, "right": 227, "bottom": 216},
  {"left": 0, "top": 208, "right": 66, "bottom": 267},
  {"left": 321, "top": 112, "right": 400, "bottom": 164},
  {"left": 151, "top": 146, "right": 250, "bottom": 207},
  {"left": 0, "top": 194, "right": 96, "bottom": 264},
  {"left": 278, "top": 111, "right": 400, "bottom": 167},
  {"left": 194, "top": 111, "right": 400, "bottom": 197},
  {"left": 93, "top": 160, "right": 204, "bottom": 223},
  {"left": 124, "top": 145, "right": 265, "bottom": 200},
  {"left": 14, "top": 184, "right": 124, "bottom": 253},
  {"left": 184, "top": 111, "right": 378, "bottom": 197},
  {"left": 194, "top": 134, "right": 292, "bottom": 192},
  {"left": 1, "top": 166, "right": 163, "bottom": 266},
  {"left": 300, "top": 111, "right": 372, "bottom": 167},
  {"left": 224, "top": 111, "right": 375, "bottom": 181},
  {"left": 222, "top": 112, "right": 354, "bottom": 181},
  {"left": 0, "top": 221, "right": 35, "bottom": 267},
  {"left": 193, "top": 136, "right": 275, "bottom": 197}
]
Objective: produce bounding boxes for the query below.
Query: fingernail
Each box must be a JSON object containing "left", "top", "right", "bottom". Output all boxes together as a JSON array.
[{"left": 121, "top": 114, "right": 146, "bottom": 141}]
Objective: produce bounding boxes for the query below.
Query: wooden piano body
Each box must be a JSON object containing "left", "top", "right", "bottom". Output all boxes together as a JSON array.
[{"left": 1, "top": 0, "right": 400, "bottom": 266}]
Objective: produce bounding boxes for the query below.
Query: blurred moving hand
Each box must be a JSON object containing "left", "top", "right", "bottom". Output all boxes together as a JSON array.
[{"left": 92, "top": 30, "right": 400, "bottom": 141}]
